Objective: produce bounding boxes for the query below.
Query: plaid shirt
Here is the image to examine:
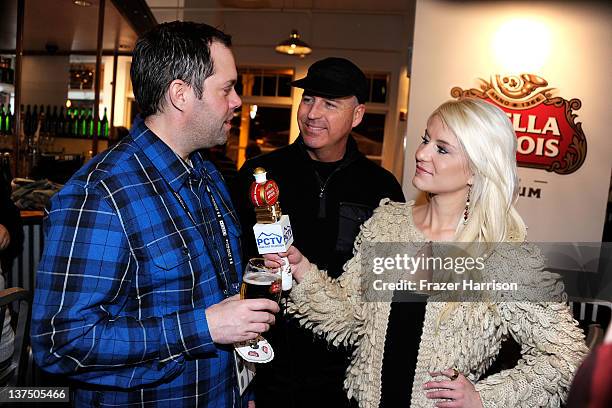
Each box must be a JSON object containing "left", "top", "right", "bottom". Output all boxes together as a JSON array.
[{"left": 31, "top": 118, "right": 247, "bottom": 407}]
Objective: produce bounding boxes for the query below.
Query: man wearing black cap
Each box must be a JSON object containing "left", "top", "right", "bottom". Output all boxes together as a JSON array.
[{"left": 233, "top": 57, "right": 404, "bottom": 407}]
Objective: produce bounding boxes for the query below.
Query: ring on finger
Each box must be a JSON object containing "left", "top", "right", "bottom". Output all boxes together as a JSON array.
[{"left": 450, "top": 367, "right": 460, "bottom": 381}]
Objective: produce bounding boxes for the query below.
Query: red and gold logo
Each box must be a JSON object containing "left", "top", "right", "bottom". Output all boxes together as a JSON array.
[
  {"left": 270, "top": 280, "right": 281, "bottom": 295},
  {"left": 451, "top": 74, "right": 586, "bottom": 174},
  {"left": 249, "top": 179, "right": 280, "bottom": 207}
]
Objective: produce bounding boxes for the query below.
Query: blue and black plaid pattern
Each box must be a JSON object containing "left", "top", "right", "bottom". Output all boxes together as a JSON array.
[{"left": 31, "top": 118, "right": 245, "bottom": 407}]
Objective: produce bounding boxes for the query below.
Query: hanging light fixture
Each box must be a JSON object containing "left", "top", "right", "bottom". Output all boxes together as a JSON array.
[{"left": 275, "top": 30, "right": 312, "bottom": 56}]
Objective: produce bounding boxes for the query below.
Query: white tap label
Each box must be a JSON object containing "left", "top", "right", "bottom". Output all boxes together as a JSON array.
[{"left": 253, "top": 215, "right": 293, "bottom": 254}]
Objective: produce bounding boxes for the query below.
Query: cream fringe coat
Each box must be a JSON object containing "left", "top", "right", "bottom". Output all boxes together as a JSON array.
[{"left": 288, "top": 200, "right": 588, "bottom": 408}]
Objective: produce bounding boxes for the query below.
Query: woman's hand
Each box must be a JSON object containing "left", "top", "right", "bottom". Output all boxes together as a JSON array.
[
  {"left": 262, "top": 246, "right": 311, "bottom": 283},
  {"left": 423, "top": 369, "right": 483, "bottom": 408}
]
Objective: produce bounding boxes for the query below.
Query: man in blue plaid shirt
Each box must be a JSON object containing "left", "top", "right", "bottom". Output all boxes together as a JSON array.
[{"left": 31, "top": 21, "right": 279, "bottom": 407}]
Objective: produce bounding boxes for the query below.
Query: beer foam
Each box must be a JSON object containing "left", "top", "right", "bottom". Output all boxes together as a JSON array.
[{"left": 243, "top": 272, "right": 279, "bottom": 286}]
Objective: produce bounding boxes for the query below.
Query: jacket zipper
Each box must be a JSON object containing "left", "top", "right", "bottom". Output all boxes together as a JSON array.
[{"left": 315, "top": 163, "right": 350, "bottom": 218}]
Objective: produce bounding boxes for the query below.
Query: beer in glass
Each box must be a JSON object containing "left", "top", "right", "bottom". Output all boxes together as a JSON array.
[{"left": 240, "top": 258, "right": 282, "bottom": 303}]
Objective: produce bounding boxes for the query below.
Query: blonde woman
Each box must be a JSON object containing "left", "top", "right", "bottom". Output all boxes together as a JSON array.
[{"left": 266, "top": 98, "right": 588, "bottom": 408}]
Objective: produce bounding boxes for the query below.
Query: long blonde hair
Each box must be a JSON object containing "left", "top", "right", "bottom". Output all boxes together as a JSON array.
[
  {"left": 431, "top": 98, "right": 527, "bottom": 248},
  {"left": 429, "top": 99, "right": 528, "bottom": 322}
]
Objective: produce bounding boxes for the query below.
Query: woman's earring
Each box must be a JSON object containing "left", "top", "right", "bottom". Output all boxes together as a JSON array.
[{"left": 463, "top": 185, "right": 471, "bottom": 225}]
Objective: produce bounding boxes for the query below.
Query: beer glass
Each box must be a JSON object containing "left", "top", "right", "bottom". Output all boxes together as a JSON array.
[
  {"left": 240, "top": 258, "right": 282, "bottom": 303},
  {"left": 239, "top": 258, "right": 281, "bottom": 351}
]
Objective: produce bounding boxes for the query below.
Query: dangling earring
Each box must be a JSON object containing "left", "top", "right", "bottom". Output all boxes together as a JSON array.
[{"left": 463, "top": 185, "right": 471, "bottom": 225}]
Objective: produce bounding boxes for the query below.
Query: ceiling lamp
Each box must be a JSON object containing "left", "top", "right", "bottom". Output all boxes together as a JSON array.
[{"left": 275, "top": 30, "right": 312, "bottom": 56}]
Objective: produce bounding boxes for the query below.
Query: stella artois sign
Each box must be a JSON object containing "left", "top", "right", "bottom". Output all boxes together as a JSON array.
[{"left": 451, "top": 75, "right": 587, "bottom": 174}]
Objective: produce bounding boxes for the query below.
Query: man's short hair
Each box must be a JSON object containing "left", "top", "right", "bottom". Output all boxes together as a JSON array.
[{"left": 130, "top": 21, "right": 232, "bottom": 118}]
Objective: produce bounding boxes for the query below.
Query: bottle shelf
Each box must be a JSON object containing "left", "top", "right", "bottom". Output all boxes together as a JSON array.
[
  {"left": 0, "top": 133, "right": 109, "bottom": 141},
  {"left": 1, "top": 104, "right": 111, "bottom": 141}
]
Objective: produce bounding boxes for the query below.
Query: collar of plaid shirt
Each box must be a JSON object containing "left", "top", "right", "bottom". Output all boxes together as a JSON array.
[{"left": 131, "top": 117, "right": 197, "bottom": 192}]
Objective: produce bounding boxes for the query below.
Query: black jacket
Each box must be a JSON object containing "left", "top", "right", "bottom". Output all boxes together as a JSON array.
[{"left": 233, "top": 136, "right": 404, "bottom": 407}]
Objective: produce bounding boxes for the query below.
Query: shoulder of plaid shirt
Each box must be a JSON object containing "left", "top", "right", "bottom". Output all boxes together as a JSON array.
[{"left": 30, "top": 118, "right": 251, "bottom": 405}]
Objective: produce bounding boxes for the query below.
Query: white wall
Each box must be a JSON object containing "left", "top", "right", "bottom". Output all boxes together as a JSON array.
[
  {"left": 19, "top": 52, "right": 132, "bottom": 129},
  {"left": 404, "top": 0, "right": 612, "bottom": 241},
  {"left": 101, "top": 55, "right": 132, "bottom": 128},
  {"left": 22, "top": 56, "right": 70, "bottom": 107}
]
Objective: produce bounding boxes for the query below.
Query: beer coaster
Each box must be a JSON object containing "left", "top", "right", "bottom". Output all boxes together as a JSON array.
[{"left": 234, "top": 337, "right": 274, "bottom": 363}]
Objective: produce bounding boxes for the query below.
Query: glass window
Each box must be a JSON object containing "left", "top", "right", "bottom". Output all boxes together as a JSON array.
[
  {"left": 235, "top": 75, "right": 244, "bottom": 96},
  {"left": 225, "top": 105, "right": 291, "bottom": 165},
  {"left": 252, "top": 76, "right": 262, "bottom": 97},
  {"left": 352, "top": 112, "right": 386, "bottom": 159},
  {"left": 231, "top": 68, "right": 294, "bottom": 167},
  {"left": 249, "top": 106, "right": 291, "bottom": 152},
  {"left": 371, "top": 77, "right": 388, "bottom": 103},
  {"left": 225, "top": 112, "right": 242, "bottom": 164},
  {"left": 236, "top": 68, "right": 293, "bottom": 97},
  {"left": 278, "top": 75, "right": 292, "bottom": 97},
  {"left": 365, "top": 73, "right": 389, "bottom": 104},
  {"left": 262, "top": 75, "right": 276, "bottom": 96}
]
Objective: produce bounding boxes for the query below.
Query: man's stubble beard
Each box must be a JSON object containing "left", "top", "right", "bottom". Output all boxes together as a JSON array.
[{"left": 189, "top": 113, "right": 228, "bottom": 151}]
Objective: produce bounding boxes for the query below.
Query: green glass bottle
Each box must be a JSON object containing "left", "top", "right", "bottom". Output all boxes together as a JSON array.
[
  {"left": 6, "top": 104, "right": 12, "bottom": 134},
  {"left": 24, "top": 104, "right": 32, "bottom": 136},
  {"left": 74, "top": 108, "right": 81, "bottom": 138},
  {"left": 88, "top": 108, "right": 94, "bottom": 138},
  {"left": 56, "top": 106, "right": 64, "bottom": 136},
  {"left": 101, "top": 107, "right": 108, "bottom": 139},
  {"left": 79, "top": 108, "right": 86, "bottom": 137},
  {"left": 0, "top": 104, "right": 5, "bottom": 135}
]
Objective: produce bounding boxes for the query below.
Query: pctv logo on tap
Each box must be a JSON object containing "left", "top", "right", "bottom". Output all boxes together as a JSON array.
[
  {"left": 257, "top": 232, "right": 283, "bottom": 248},
  {"left": 253, "top": 214, "right": 294, "bottom": 254}
]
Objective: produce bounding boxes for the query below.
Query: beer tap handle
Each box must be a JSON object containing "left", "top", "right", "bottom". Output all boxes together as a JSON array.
[{"left": 280, "top": 256, "right": 292, "bottom": 292}]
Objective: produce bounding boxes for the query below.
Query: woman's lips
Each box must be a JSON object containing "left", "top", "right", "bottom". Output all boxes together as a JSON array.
[{"left": 415, "top": 164, "right": 432, "bottom": 175}]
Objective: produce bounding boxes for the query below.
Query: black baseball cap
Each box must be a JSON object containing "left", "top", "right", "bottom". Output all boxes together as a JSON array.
[{"left": 291, "top": 57, "right": 368, "bottom": 104}]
